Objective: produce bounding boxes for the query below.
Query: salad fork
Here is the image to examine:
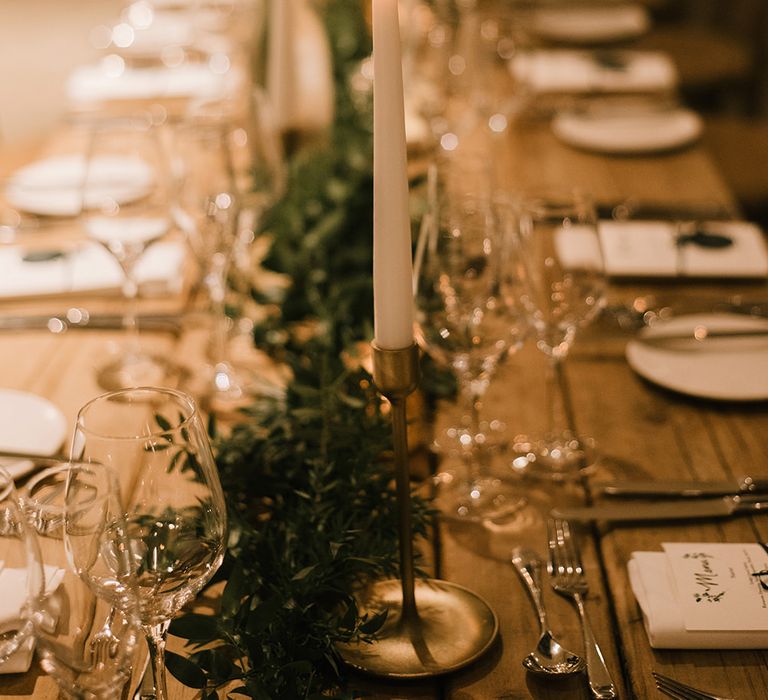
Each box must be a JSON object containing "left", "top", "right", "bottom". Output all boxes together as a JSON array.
[
  {"left": 653, "top": 671, "right": 736, "bottom": 700},
  {"left": 547, "top": 518, "right": 617, "bottom": 699}
]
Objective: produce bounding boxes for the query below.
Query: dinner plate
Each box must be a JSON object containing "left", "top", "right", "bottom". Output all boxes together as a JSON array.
[
  {"left": 0, "top": 389, "right": 67, "bottom": 479},
  {"left": 552, "top": 106, "right": 702, "bottom": 155},
  {"left": 5, "top": 154, "right": 153, "bottom": 217},
  {"left": 625, "top": 313, "right": 768, "bottom": 401},
  {"left": 531, "top": 4, "right": 650, "bottom": 45}
]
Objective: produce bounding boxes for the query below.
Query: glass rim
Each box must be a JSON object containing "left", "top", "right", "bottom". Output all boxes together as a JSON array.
[{"left": 75, "top": 386, "right": 199, "bottom": 441}]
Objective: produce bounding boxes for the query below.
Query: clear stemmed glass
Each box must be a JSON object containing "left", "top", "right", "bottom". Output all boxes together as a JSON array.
[
  {"left": 81, "top": 115, "right": 179, "bottom": 391},
  {"left": 512, "top": 190, "right": 606, "bottom": 480},
  {"left": 172, "top": 115, "right": 257, "bottom": 410},
  {"left": 414, "top": 193, "right": 528, "bottom": 521},
  {"left": 70, "top": 387, "right": 228, "bottom": 700},
  {"left": 0, "top": 468, "right": 44, "bottom": 672},
  {"left": 22, "top": 464, "right": 141, "bottom": 699}
]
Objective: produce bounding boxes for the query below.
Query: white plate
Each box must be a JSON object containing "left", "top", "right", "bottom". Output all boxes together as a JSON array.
[
  {"left": 626, "top": 313, "right": 768, "bottom": 401},
  {"left": 5, "top": 154, "right": 153, "bottom": 217},
  {"left": 532, "top": 4, "right": 650, "bottom": 45},
  {"left": 552, "top": 107, "right": 702, "bottom": 155},
  {"left": 0, "top": 389, "right": 67, "bottom": 479}
]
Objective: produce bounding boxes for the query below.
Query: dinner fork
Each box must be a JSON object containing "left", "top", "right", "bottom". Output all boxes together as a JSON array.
[
  {"left": 652, "top": 671, "right": 736, "bottom": 700},
  {"left": 547, "top": 518, "right": 617, "bottom": 699}
]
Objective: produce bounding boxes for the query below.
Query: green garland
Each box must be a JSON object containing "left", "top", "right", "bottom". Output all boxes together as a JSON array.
[{"left": 166, "top": 2, "right": 445, "bottom": 697}]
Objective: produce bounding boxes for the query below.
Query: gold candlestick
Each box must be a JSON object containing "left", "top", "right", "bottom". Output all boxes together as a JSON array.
[{"left": 337, "top": 343, "right": 498, "bottom": 678}]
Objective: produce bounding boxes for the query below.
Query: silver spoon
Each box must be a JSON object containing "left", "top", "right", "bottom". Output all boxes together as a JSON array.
[{"left": 511, "top": 547, "right": 585, "bottom": 676}]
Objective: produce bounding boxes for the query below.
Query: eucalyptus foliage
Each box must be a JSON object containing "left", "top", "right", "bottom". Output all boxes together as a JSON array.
[{"left": 166, "top": 2, "right": 441, "bottom": 697}]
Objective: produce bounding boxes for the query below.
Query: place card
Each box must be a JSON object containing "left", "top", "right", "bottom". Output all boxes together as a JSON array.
[
  {"left": 628, "top": 543, "right": 768, "bottom": 648},
  {"left": 556, "top": 220, "right": 768, "bottom": 278},
  {"left": 599, "top": 220, "right": 768, "bottom": 278},
  {"left": 0, "top": 241, "right": 186, "bottom": 299},
  {"left": 509, "top": 49, "right": 677, "bottom": 94},
  {"left": 662, "top": 542, "right": 768, "bottom": 632}
]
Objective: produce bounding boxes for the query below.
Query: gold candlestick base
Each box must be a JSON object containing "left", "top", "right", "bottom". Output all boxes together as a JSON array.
[
  {"left": 337, "top": 578, "right": 498, "bottom": 678},
  {"left": 337, "top": 343, "right": 498, "bottom": 678}
]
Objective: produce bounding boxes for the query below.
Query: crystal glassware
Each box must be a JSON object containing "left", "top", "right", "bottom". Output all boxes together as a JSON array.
[
  {"left": 512, "top": 190, "right": 606, "bottom": 479},
  {"left": 0, "top": 467, "right": 44, "bottom": 672},
  {"left": 70, "top": 387, "right": 228, "bottom": 700},
  {"left": 414, "top": 193, "right": 528, "bottom": 521},
  {"left": 22, "top": 464, "right": 141, "bottom": 699},
  {"left": 81, "top": 115, "right": 179, "bottom": 391}
]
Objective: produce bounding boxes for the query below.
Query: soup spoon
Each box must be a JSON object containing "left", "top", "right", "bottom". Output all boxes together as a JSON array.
[{"left": 511, "top": 547, "right": 585, "bottom": 676}]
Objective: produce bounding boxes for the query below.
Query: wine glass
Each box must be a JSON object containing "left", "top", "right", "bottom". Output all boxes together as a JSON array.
[
  {"left": 171, "top": 117, "right": 248, "bottom": 407},
  {"left": 81, "top": 115, "right": 179, "bottom": 391},
  {"left": 173, "top": 91, "right": 285, "bottom": 410},
  {"left": 512, "top": 190, "right": 606, "bottom": 480},
  {"left": 414, "top": 192, "right": 528, "bottom": 521},
  {"left": 0, "top": 467, "right": 44, "bottom": 672},
  {"left": 22, "top": 464, "right": 141, "bottom": 699},
  {"left": 70, "top": 387, "right": 228, "bottom": 700}
]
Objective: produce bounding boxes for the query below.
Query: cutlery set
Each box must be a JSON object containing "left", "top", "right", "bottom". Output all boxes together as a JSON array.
[{"left": 512, "top": 521, "right": 617, "bottom": 699}]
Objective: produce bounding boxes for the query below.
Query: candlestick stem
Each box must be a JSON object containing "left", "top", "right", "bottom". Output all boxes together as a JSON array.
[
  {"left": 337, "top": 343, "right": 498, "bottom": 678},
  {"left": 372, "top": 343, "right": 419, "bottom": 620}
]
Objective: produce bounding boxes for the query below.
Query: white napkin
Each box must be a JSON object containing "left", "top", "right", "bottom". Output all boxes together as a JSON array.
[
  {"left": 67, "top": 61, "right": 243, "bottom": 104},
  {"left": 0, "top": 241, "right": 186, "bottom": 299},
  {"left": 599, "top": 220, "right": 768, "bottom": 278},
  {"left": 531, "top": 4, "right": 651, "bottom": 44},
  {"left": 628, "top": 544, "right": 768, "bottom": 649},
  {"left": 510, "top": 50, "right": 677, "bottom": 94},
  {"left": 0, "top": 565, "right": 65, "bottom": 674}
]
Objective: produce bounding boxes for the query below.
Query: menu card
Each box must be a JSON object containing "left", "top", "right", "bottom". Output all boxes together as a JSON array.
[
  {"left": 628, "top": 543, "right": 768, "bottom": 648},
  {"left": 663, "top": 542, "right": 768, "bottom": 631}
]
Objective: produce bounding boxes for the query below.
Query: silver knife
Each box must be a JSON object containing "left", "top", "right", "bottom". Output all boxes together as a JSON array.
[
  {"left": 552, "top": 494, "right": 768, "bottom": 522},
  {"left": 635, "top": 327, "right": 768, "bottom": 351},
  {"left": 0, "top": 310, "right": 182, "bottom": 334},
  {"left": 594, "top": 476, "right": 768, "bottom": 498}
]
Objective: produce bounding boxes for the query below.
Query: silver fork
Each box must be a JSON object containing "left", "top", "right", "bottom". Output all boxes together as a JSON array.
[
  {"left": 653, "top": 671, "right": 736, "bottom": 700},
  {"left": 547, "top": 518, "right": 617, "bottom": 699}
]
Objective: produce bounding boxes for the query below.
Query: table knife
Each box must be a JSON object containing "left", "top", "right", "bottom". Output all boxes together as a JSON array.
[
  {"left": 594, "top": 477, "right": 768, "bottom": 498},
  {"left": 635, "top": 327, "right": 768, "bottom": 351},
  {"left": 0, "top": 311, "right": 182, "bottom": 334},
  {"left": 551, "top": 494, "right": 768, "bottom": 522}
]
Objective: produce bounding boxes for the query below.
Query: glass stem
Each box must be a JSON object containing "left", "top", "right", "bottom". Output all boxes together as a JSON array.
[
  {"left": 546, "top": 355, "right": 578, "bottom": 439},
  {"left": 459, "top": 373, "right": 487, "bottom": 485},
  {"left": 120, "top": 262, "right": 141, "bottom": 360},
  {"left": 142, "top": 621, "right": 171, "bottom": 700},
  {"left": 206, "top": 253, "right": 230, "bottom": 368}
]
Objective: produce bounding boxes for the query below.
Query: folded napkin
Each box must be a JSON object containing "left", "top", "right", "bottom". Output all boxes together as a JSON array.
[
  {"left": 531, "top": 4, "right": 651, "bottom": 44},
  {"left": 510, "top": 50, "right": 677, "bottom": 94},
  {"left": 0, "top": 241, "right": 186, "bottom": 299},
  {"left": 599, "top": 220, "right": 768, "bottom": 278},
  {"left": 555, "top": 220, "right": 768, "bottom": 278},
  {"left": 629, "top": 543, "right": 768, "bottom": 649},
  {"left": 0, "top": 565, "right": 65, "bottom": 674},
  {"left": 67, "top": 61, "right": 243, "bottom": 103}
]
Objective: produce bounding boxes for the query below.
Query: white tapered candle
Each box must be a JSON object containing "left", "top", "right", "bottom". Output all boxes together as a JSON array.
[{"left": 372, "top": 0, "right": 414, "bottom": 350}]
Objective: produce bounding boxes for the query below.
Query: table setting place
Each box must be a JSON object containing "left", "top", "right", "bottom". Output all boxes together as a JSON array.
[{"left": 2, "top": 1, "right": 768, "bottom": 700}]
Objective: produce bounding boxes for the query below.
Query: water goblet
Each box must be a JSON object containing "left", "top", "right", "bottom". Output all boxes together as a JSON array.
[
  {"left": 0, "top": 468, "right": 44, "bottom": 673},
  {"left": 512, "top": 190, "right": 606, "bottom": 479},
  {"left": 22, "top": 464, "right": 141, "bottom": 699},
  {"left": 414, "top": 193, "right": 528, "bottom": 521},
  {"left": 70, "top": 387, "right": 228, "bottom": 700},
  {"left": 81, "top": 115, "right": 179, "bottom": 391}
]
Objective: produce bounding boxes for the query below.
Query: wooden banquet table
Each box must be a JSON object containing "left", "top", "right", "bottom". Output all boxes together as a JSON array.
[{"left": 2, "top": 109, "right": 768, "bottom": 700}]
